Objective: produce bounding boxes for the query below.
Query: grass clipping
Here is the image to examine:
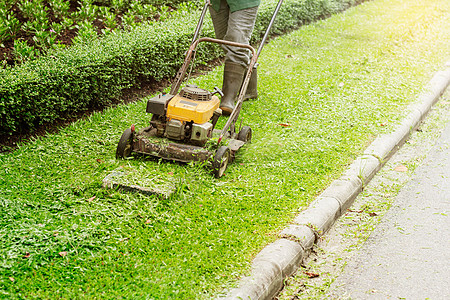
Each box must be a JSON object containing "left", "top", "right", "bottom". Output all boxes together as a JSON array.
[{"left": 103, "top": 164, "right": 177, "bottom": 198}]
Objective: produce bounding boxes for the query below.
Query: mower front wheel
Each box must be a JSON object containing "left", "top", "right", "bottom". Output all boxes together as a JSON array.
[
  {"left": 116, "top": 128, "right": 134, "bottom": 159},
  {"left": 212, "top": 146, "right": 230, "bottom": 178},
  {"left": 237, "top": 126, "right": 252, "bottom": 143}
]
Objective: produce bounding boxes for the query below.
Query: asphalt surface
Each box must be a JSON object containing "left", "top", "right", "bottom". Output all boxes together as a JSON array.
[{"left": 329, "top": 118, "right": 450, "bottom": 299}]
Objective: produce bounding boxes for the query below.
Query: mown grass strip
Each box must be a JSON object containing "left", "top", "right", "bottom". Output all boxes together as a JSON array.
[{"left": 1, "top": 0, "right": 449, "bottom": 298}]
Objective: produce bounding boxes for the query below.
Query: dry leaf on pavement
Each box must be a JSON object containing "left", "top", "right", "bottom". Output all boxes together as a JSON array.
[
  {"left": 305, "top": 272, "right": 319, "bottom": 278},
  {"left": 394, "top": 165, "right": 408, "bottom": 172}
]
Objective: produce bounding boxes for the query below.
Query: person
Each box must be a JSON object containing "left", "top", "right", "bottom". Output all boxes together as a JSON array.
[{"left": 209, "top": 0, "right": 260, "bottom": 115}]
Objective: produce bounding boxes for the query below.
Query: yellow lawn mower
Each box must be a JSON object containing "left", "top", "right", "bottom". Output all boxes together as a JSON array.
[{"left": 116, "top": 0, "right": 284, "bottom": 178}]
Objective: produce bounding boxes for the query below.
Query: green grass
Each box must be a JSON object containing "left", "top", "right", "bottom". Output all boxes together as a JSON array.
[{"left": 1, "top": 0, "right": 449, "bottom": 298}]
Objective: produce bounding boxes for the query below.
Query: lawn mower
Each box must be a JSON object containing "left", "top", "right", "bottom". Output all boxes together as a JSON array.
[{"left": 116, "top": 0, "right": 284, "bottom": 178}]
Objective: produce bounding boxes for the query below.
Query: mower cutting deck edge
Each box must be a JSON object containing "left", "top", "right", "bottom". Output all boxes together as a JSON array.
[
  {"left": 116, "top": 124, "right": 251, "bottom": 178},
  {"left": 115, "top": 0, "right": 283, "bottom": 178}
]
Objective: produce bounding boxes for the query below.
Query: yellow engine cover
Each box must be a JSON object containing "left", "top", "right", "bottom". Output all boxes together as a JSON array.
[{"left": 166, "top": 94, "right": 220, "bottom": 124}]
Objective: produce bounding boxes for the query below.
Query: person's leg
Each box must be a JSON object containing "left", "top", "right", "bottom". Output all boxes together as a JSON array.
[
  {"left": 209, "top": 0, "right": 229, "bottom": 40},
  {"left": 222, "top": 6, "right": 258, "bottom": 66},
  {"left": 221, "top": 6, "right": 259, "bottom": 113},
  {"left": 219, "top": 62, "right": 246, "bottom": 114},
  {"left": 210, "top": 3, "right": 259, "bottom": 114}
]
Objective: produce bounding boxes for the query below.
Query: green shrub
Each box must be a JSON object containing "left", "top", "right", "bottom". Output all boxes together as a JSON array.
[
  {"left": 0, "top": 0, "right": 359, "bottom": 135},
  {"left": 0, "top": 11, "right": 219, "bottom": 134},
  {"left": 95, "top": 0, "right": 200, "bottom": 12}
]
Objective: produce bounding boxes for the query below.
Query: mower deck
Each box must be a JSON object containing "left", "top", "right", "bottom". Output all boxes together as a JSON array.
[{"left": 132, "top": 127, "right": 244, "bottom": 163}]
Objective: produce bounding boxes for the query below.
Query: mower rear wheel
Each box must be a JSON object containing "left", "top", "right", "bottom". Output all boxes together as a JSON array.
[
  {"left": 116, "top": 128, "right": 134, "bottom": 159},
  {"left": 237, "top": 126, "right": 252, "bottom": 143},
  {"left": 212, "top": 146, "right": 230, "bottom": 178}
]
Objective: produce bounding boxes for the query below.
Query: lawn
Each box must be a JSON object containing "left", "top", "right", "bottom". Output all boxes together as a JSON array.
[{"left": 1, "top": 0, "right": 449, "bottom": 298}]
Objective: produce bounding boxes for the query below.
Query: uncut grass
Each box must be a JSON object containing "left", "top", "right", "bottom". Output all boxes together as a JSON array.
[{"left": 1, "top": 0, "right": 449, "bottom": 297}]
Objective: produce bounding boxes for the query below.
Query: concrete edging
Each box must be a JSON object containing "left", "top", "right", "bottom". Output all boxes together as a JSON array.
[{"left": 220, "top": 62, "right": 450, "bottom": 299}]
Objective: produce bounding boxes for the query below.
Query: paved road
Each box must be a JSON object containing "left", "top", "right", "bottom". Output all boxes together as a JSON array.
[{"left": 330, "top": 120, "right": 450, "bottom": 299}]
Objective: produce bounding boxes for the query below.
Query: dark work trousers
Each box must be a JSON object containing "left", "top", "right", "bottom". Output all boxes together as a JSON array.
[{"left": 209, "top": 0, "right": 258, "bottom": 67}]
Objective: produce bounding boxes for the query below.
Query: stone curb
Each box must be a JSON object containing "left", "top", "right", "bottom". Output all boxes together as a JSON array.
[{"left": 220, "top": 63, "right": 450, "bottom": 299}]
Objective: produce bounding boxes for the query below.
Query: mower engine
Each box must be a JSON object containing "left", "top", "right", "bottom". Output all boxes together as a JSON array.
[{"left": 146, "top": 85, "right": 222, "bottom": 146}]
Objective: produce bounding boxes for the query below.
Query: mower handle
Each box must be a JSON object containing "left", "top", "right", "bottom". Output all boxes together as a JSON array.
[
  {"left": 191, "top": 0, "right": 211, "bottom": 45},
  {"left": 169, "top": 36, "right": 258, "bottom": 143},
  {"left": 170, "top": 37, "right": 256, "bottom": 95}
]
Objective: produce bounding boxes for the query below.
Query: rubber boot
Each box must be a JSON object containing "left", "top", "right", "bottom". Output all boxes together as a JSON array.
[
  {"left": 220, "top": 62, "right": 246, "bottom": 116},
  {"left": 243, "top": 67, "right": 258, "bottom": 101}
]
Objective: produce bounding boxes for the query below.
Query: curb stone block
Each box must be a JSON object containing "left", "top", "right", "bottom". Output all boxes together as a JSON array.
[
  {"left": 413, "top": 96, "right": 435, "bottom": 117},
  {"left": 411, "top": 94, "right": 434, "bottom": 121},
  {"left": 292, "top": 197, "right": 341, "bottom": 234},
  {"left": 387, "top": 68, "right": 450, "bottom": 152},
  {"left": 320, "top": 177, "right": 362, "bottom": 215},
  {"left": 224, "top": 239, "right": 304, "bottom": 300},
  {"left": 404, "top": 108, "right": 424, "bottom": 131},
  {"left": 411, "top": 98, "right": 435, "bottom": 120},
  {"left": 413, "top": 69, "right": 450, "bottom": 115},
  {"left": 279, "top": 225, "right": 316, "bottom": 251},
  {"left": 364, "top": 108, "right": 421, "bottom": 164},
  {"left": 226, "top": 260, "right": 280, "bottom": 300},
  {"left": 253, "top": 239, "right": 304, "bottom": 278},
  {"left": 390, "top": 108, "right": 423, "bottom": 148},
  {"left": 389, "top": 117, "right": 416, "bottom": 149},
  {"left": 413, "top": 85, "right": 447, "bottom": 116},
  {"left": 341, "top": 154, "right": 381, "bottom": 184},
  {"left": 429, "top": 70, "right": 450, "bottom": 97},
  {"left": 364, "top": 135, "right": 399, "bottom": 162},
  {"left": 410, "top": 102, "right": 433, "bottom": 122}
]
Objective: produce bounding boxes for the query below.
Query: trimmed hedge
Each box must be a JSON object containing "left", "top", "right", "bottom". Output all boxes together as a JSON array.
[
  {"left": 94, "top": 0, "right": 197, "bottom": 8},
  {"left": 0, "top": 11, "right": 219, "bottom": 134},
  {"left": 0, "top": 0, "right": 358, "bottom": 135}
]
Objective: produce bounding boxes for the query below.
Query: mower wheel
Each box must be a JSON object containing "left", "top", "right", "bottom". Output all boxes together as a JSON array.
[
  {"left": 116, "top": 128, "right": 134, "bottom": 159},
  {"left": 212, "top": 146, "right": 230, "bottom": 178},
  {"left": 237, "top": 126, "right": 252, "bottom": 143}
]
